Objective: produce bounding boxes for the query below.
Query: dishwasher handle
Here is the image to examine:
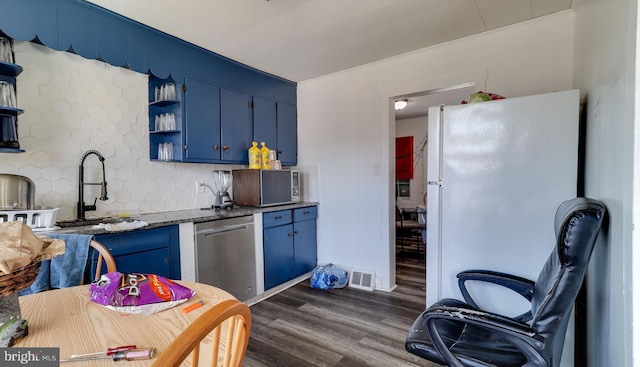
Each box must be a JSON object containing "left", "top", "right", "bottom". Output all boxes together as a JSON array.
[{"left": 198, "top": 223, "right": 252, "bottom": 237}]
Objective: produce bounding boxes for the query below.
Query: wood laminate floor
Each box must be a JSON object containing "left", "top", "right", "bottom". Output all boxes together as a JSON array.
[{"left": 244, "top": 244, "right": 441, "bottom": 366}]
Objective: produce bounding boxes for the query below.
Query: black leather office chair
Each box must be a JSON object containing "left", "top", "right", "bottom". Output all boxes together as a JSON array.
[{"left": 406, "top": 197, "right": 606, "bottom": 367}]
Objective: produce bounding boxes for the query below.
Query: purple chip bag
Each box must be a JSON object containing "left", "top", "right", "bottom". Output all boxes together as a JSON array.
[{"left": 90, "top": 272, "right": 195, "bottom": 314}]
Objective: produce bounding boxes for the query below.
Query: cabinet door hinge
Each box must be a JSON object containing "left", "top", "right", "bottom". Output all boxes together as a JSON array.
[
  {"left": 182, "top": 84, "right": 187, "bottom": 92},
  {"left": 183, "top": 144, "right": 188, "bottom": 150}
]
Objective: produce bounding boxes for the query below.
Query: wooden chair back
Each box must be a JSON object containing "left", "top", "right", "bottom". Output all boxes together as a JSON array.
[
  {"left": 89, "top": 240, "right": 117, "bottom": 281},
  {"left": 151, "top": 299, "right": 251, "bottom": 367}
]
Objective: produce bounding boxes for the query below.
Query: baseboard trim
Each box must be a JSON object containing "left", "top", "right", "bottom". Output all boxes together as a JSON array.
[{"left": 246, "top": 272, "right": 311, "bottom": 306}]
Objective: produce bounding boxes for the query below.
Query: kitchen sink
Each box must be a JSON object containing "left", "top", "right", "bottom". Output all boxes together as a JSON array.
[{"left": 56, "top": 217, "right": 120, "bottom": 228}]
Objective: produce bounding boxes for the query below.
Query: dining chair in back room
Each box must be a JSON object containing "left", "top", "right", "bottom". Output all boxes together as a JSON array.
[{"left": 151, "top": 299, "right": 252, "bottom": 367}]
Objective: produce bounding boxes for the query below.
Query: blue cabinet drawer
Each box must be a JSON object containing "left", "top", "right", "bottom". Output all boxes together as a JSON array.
[
  {"left": 92, "top": 225, "right": 180, "bottom": 280},
  {"left": 294, "top": 206, "right": 317, "bottom": 222},
  {"left": 263, "top": 210, "right": 292, "bottom": 228},
  {"left": 96, "top": 227, "right": 171, "bottom": 255}
]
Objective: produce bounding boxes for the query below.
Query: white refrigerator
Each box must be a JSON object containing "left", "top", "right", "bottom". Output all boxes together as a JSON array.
[{"left": 425, "top": 89, "right": 579, "bottom": 315}]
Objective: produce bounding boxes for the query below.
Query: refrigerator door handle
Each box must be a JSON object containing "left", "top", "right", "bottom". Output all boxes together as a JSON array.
[{"left": 428, "top": 180, "right": 442, "bottom": 186}]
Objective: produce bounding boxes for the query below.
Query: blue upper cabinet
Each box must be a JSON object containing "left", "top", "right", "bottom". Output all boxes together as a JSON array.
[
  {"left": 184, "top": 77, "right": 221, "bottom": 162},
  {"left": 95, "top": 13, "right": 130, "bottom": 68},
  {"left": 0, "top": 0, "right": 297, "bottom": 165},
  {"left": 0, "top": 0, "right": 58, "bottom": 48},
  {"left": 0, "top": 0, "right": 296, "bottom": 102},
  {"left": 182, "top": 45, "right": 214, "bottom": 80},
  {"left": 144, "top": 31, "right": 183, "bottom": 80},
  {"left": 252, "top": 96, "right": 277, "bottom": 150},
  {"left": 254, "top": 72, "right": 295, "bottom": 103},
  {"left": 182, "top": 81, "right": 253, "bottom": 164},
  {"left": 126, "top": 24, "right": 146, "bottom": 73},
  {"left": 277, "top": 103, "right": 298, "bottom": 165},
  {"left": 220, "top": 88, "right": 252, "bottom": 163},
  {"left": 58, "top": 1, "right": 98, "bottom": 59},
  {"left": 216, "top": 61, "right": 255, "bottom": 94}
]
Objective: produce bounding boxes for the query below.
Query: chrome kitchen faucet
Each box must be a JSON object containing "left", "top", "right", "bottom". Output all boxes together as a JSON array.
[{"left": 77, "top": 150, "right": 108, "bottom": 221}]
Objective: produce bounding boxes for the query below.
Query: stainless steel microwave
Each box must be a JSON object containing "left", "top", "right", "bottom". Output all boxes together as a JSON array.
[{"left": 232, "top": 169, "right": 300, "bottom": 207}]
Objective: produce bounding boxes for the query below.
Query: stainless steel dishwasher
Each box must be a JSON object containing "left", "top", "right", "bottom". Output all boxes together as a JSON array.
[{"left": 195, "top": 216, "right": 256, "bottom": 301}]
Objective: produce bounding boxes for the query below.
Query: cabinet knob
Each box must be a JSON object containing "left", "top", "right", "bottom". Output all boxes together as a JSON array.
[
  {"left": 213, "top": 145, "right": 219, "bottom": 150},
  {"left": 288, "top": 233, "right": 293, "bottom": 237},
  {"left": 223, "top": 145, "right": 229, "bottom": 152}
]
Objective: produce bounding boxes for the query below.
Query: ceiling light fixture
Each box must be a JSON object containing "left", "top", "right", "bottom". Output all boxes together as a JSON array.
[{"left": 395, "top": 99, "right": 408, "bottom": 110}]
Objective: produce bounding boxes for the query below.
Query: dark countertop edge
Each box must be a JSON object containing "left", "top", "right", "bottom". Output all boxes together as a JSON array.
[{"left": 43, "top": 202, "right": 319, "bottom": 235}]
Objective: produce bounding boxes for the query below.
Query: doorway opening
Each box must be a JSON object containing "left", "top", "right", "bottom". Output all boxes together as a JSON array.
[{"left": 391, "top": 84, "right": 475, "bottom": 290}]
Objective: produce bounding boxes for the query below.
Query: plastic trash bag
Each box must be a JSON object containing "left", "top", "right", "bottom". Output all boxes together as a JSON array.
[{"left": 310, "top": 263, "right": 348, "bottom": 289}]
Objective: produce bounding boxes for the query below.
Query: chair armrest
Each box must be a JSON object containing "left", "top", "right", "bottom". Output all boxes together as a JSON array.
[
  {"left": 457, "top": 270, "right": 535, "bottom": 321},
  {"left": 421, "top": 303, "right": 547, "bottom": 367}
]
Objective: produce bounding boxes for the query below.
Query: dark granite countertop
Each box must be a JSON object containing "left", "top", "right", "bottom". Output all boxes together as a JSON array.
[{"left": 47, "top": 202, "right": 318, "bottom": 235}]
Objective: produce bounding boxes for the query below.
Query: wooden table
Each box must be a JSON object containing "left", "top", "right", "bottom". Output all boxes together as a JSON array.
[{"left": 17, "top": 281, "right": 236, "bottom": 365}]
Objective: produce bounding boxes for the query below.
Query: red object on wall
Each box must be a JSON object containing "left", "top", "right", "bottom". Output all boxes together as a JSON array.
[{"left": 396, "top": 136, "right": 413, "bottom": 179}]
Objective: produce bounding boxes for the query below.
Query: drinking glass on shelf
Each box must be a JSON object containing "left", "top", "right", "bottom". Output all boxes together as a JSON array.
[
  {"left": 158, "top": 142, "right": 165, "bottom": 160},
  {"left": 158, "top": 142, "right": 173, "bottom": 161},
  {"left": 0, "top": 81, "right": 16, "bottom": 108},
  {"left": 154, "top": 85, "right": 161, "bottom": 102},
  {"left": 0, "top": 38, "right": 13, "bottom": 64},
  {"left": 168, "top": 113, "right": 175, "bottom": 130},
  {"left": 160, "top": 83, "right": 174, "bottom": 100},
  {"left": 158, "top": 85, "right": 165, "bottom": 101},
  {"left": 156, "top": 114, "right": 167, "bottom": 131},
  {"left": 166, "top": 142, "right": 173, "bottom": 160}
]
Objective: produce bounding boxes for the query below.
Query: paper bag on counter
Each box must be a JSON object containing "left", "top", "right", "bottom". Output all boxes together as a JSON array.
[{"left": 0, "top": 222, "right": 65, "bottom": 274}]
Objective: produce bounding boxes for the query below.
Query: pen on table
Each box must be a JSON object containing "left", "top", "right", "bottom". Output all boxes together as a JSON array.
[
  {"left": 182, "top": 300, "right": 205, "bottom": 313},
  {"left": 61, "top": 348, "right": 156, "bottom": 363},
  {"left": 69, "top": 345, "right": 137, "bottom": 359}
]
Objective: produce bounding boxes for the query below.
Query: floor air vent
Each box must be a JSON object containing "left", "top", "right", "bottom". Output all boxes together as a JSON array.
[{"left": 349, "top": 269, "right": 375, "bottom": 291}]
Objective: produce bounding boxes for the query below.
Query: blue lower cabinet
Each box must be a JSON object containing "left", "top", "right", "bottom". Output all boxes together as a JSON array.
[
  {"left": 294, "top": 218, "right": 317, "bottom": 277},
  {"left": 263, "top": 207, "right": 317, "bottom": 290},
  {"left": 263, "top": 224, "right": 295, "bottom": 290},
  {"left": 92, "top": 225, "right": 180, "bottom": 281}
]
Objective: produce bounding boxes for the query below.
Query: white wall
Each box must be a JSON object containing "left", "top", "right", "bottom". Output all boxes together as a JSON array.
[
  {"left": 574, "top": 0, "right": 638, "bottom": 365},
  {"left": 298, "top": 11, "right": 576, "bottom": 291},
  {"left": 1, "top": 42, "right": 242, "bottom": 221},
  {"left": 395, "top": 116, "right": 427, "bottom": 210}
]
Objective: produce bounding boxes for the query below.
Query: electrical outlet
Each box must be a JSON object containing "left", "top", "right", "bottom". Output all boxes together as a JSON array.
[{"left": 196, "top": 180, "right": 205, "bottom": 193}]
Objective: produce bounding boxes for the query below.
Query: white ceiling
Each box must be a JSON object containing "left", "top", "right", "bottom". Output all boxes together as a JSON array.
[
  {"left": 394, "top": 85, "right": 475, "bottom": 120},
  {"left": 86, "top": 0, "right": 574, "bottom": 83}
]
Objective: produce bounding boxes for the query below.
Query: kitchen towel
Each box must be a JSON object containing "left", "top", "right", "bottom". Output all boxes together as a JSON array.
[
  {"left": 19, "top": 233, "right": 92, "bottom": 295},
  {"left": 92, "top": 220, "right": 148, "bottom": 232}
]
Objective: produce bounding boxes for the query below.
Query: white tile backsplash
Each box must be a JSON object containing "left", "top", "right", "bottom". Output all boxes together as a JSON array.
[{"left": 1, "top": 41, "right": 238, "bottom": 221}]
